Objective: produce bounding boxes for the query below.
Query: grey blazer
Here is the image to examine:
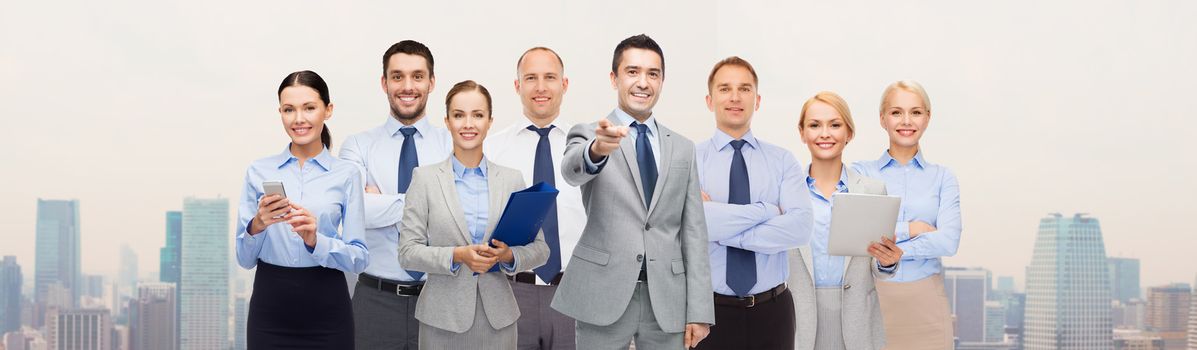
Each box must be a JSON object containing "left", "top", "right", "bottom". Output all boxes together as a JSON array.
[
  {"left": 788, "top": 168, "right": 895, "bottom": 350},
  {"left": 550, "top": 111, "right": 716, "bottom": 333},
  {"left": 397, "top": 159, "right": 550, "bottom": 333}
]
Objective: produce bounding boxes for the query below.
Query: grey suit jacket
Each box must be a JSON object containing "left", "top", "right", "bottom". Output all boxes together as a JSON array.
[
  {"left": 788, "top": 168, "right": 895, "bottom": 350},
  {"left": 550, "top": 111, "right": 715, "bottom": 333},
  {"left": 397, "top": 159, "right": 550, "bottom": 333}
]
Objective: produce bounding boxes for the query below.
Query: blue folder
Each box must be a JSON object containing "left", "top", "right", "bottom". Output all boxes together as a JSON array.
[{"left": 484, "top": 181, "right": 559, "bottom": 273}]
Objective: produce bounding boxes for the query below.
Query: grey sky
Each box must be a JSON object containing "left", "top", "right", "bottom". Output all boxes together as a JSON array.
[{"left": 2, "top": 0, "right": 1195, "bottom": 290}]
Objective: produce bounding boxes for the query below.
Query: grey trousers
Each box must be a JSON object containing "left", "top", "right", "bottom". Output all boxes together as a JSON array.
[
  {"left": 575, "top": 282, "right": 683, "bottom": 350},
  {"left": 814, "top": 288, "right": 846, "bottom": 350},
  {"left": 512, "top": 280, "right": 577, "bottom": 350},
  {"left": 419, "top": 293, "right": 517, "bottom": 350},
  {"left": 352, "top": 282, "right": 420, "bottom": 350}
]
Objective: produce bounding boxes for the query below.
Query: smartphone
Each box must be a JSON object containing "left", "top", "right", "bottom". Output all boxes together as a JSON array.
[{"left": 263, "top": 181, "right": 287, "bottom": 198}]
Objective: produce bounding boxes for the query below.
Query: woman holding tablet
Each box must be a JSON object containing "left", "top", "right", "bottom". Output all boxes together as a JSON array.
[
  {"left": 789, "top": 91, "right": 903, "bottom": 350},
  {"left": 397, "top": 80, "right": 549, "bottom": 350},
  {"left": 853, "top": 80, "right": 962, "bottom": 349},
  {"left": 235, "top": 70, "right": 369, "bottom": 349}
]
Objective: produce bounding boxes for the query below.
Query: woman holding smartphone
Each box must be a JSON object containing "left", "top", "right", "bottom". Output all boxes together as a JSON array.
[
  {"left": 397, "top": 80, "right": 549, "bottom": 350},
  {"left": 235, "top": 70, "right": 368, "bottom": 349},
  {"left": 789, "top": 91, "right": 903, "bottom": 350},
  {"left": 853, "top": 80, "right": 962, "bottom": 349}
]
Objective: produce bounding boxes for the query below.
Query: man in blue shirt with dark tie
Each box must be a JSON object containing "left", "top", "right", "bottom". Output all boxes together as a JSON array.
[
  {"left": 340, "top": 40, "right": 452, "bottom": 350},
  {"left": 693, "top": 57, "right": 813, "bottom": 350}
]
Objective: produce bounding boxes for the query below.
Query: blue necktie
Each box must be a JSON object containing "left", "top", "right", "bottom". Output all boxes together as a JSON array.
[
  {"left": 397, "top": 127, "right": 419, "bottom": 194},
  {"left": 632, "top": 122, "right": 657, "bottom": 209},
  {"left": 397, "top": 127, "right": 423, "bottom": 280},
  {"left": 726, "top": 139, "right": 756, "bottom": 296},
  {"left": 527, "top": 126, "right": 561, "bottom": 283}
]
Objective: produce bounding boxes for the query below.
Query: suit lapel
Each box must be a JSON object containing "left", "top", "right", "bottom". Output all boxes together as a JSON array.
[
  {"left": 646, "top": 123, "right": 673, "bottom": 217},
  {"left": 483, "top": 161, "right": 505, "bottom": 243},
  {"left": 436, "top": 161, "right": 472, "bottom": 244},
  {"left": 799, "top": 246, "right": 814, "bottom": 279}
]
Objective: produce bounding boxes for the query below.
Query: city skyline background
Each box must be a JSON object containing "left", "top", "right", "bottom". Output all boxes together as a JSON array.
[{"left": 2, "top": 0, "right": 1196, "bottom": 290}]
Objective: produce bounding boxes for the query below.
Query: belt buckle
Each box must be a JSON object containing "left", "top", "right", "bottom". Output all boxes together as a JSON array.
[
  {"left": 395, "top": 286, "right": 404, "bottom": 296},
  {"left": 746, "top": 294, "right": 756, "bottom": 308}
]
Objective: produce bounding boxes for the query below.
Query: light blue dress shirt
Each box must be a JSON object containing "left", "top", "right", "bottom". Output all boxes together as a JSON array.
[
  {"left": 584, "top": 108, "right": 661, "bottom": 173},
  {"left": 340, "top": 116, "right": 452, "bottom": 281},
  {"left": 697, "top": 130, "right": 814, "bottom": 295},
  {"left": 236, "top": 146, "right": 369, "bottom": 274},
  {"left": 806, "top": 168, "right": 850, "bottom": 288},
  {"left": 853, "top": 151, "right": 962, "bottom": 283},
  {"left": 445, "top": 155, "right": 516, "bottom": 273}
]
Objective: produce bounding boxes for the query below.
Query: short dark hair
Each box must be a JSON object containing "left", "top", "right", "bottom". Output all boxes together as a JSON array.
[
  {"left": 445, "top": 80, "right": 493, "bottom": 118},
  {"left": 611, "top": 34, "right": 664, "bottom": 75},
  {"left": 516, "top": 47, "right": 564, "bottom": 72},
  {"left": 382, "top": 40, "right": 435, "bottom": 77},
  {"left": 707, "top": 56, "right": 759, "bottom": 92}
]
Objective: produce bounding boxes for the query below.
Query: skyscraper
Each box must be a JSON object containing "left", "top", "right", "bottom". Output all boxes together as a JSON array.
[
  {"left": 945, "top": 267, "right": 991, "bottom": 342},
  {"left": 1109, "top": 257, "right": 1142, "bottom": 304},
  {"left": 1006, "top": 292, "right": 1027, "bottom": 350},
  {"left": 985, "top": 301, "right": 1007, "bottom": 343},
  {"left": 233, "top": 294, "right": 247, "bottom": 350},
  {"left": 1024, "top": 213, "right": 1113, "bottom": 350},
  {"left": 34, "top": 199, "right": 81, "bottom": 315},
  {"left": 1186, "top": 275, "right": 1195, "bottom": 350},
  {"left": 160, "top": 211, "right": 182, "bottom": 285},
  {"left": 118, "top": 245, "right": 138, "bottom": 298},
  {"left": 130, "top": 283, "right": 176, "bottom": 350},
  {"left": 1145, "top": 283, "right": 1191, "bottom": 350},
  {"left": 178, "top": 197, "right": 229, "bottom": 350},
  {"left": 1, "top": 256, "right": 21, "bottom": 334},
  {"left": 47, "top": 308, "right": 112, "bottom": 350}
]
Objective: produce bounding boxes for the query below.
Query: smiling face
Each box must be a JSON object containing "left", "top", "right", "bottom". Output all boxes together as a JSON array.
[
  {"left": 801, "top": 100, "right": 853, "bottom": 161},
  {"left": 516, "top": 49, "right": 568, "bottom": 125},
  {"left": 880, "top": 88, "right": 930, "bottom": 149},
  {"left": 278, "top": 85, "right": 332, "bottom": 148},
  {"left": 445, "top": 90, "right": 492, "bottom": 152},
  {"left": 382, "top": 53, "right": 435, "bottom": 122},
  {"left": 706, "top": 64, "right": 760, "bottom": 133},
  {"left": 610, "top": 48, "right": 663, "bottom": 120}
]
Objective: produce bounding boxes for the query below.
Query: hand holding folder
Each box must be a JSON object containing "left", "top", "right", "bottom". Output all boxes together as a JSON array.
[{"left": 481, "top": 181, "right": 559, "bottom": 273}]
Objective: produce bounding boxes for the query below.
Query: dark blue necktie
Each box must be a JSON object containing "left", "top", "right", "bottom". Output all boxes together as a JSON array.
[
  {"left": 397, "top": 127, "right": 423, "bottom": 280},
  {"left": 397, "top": 127, "right": 419, "bottom": 194},
  {"left": 726, "top": 139, "right": 756, "bottom": 296},
  {"left": 527, "top": 125, "right": 561, "bottom": 283},
  {"left": 632, "top": 122, "right": 657, "bottom": 209}
]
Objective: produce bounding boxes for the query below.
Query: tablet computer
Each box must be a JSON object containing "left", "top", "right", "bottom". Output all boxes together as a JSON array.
[{"left": 827, "top": 193, "right": 901, "bottom": 257}]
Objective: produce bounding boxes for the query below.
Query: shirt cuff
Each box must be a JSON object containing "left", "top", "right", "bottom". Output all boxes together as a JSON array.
[
  {"left": 583, "top": 140, "right": 608, "bottom": 174},
  {"left": 308, "top": 233, "right": 330, "bottom": 255},
  {"left": 500, "top": 254, "right": 518, "bottom": 273},
  {"left": 877, "top": 261, "right": 897, "bottom": 274},
  {"left": 895, "top": 222, "right": 912, "bottom": 242},
  {"left": 449, "top": 253, "right": 461, "bottom": 273}
]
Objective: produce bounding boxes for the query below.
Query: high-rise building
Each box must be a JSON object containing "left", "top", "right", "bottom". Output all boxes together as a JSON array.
[
  {"left": 1145, "top": 283, "right": 1191, "bottom": 350},
  {"left": 985, "top": 300, "right": 1007, "bottom": 343},
  {"left": 1116, "top": 329, "right": 1166, "bottom": 350},
  {"left": 1005, "top": 292, "right": 1027, "bottom": 350},
  {"left": 1, "top": 256, "right": 22, "bottom": 334},
  {"left": 946, "top": 267, "right": 991, "bottom": 342},
  {"left": 996, "top": 276, "right": 1016, "bottom": 294},
  {"left": 1023, "top": 213, "right": 1113, "bottom": 350},
  {"left": 4, "top": 327, "right": 49, "bottom": 350},
  {"left": 34, "top": 199, "right": 82, "bottom": 316},
  {"left": 159, "top": 211, "right": 182, "bottom": 285},
  {"left": 1109, "top": 257, "right": 1142, "bottom": 304},
  {"left": 1186, "top": 276, "right": 1195, "bottom": 350},
  {"left": 118, "top": 246, "right": 138, "bottom": 298},
  {"left": 233, "top": 294, "right": 247, "bottom": 350},
  {"left": 129, "top": 283, "right": 176, "bottom": 350},
  {"left": 46, "top": 308, "right": 112, "bottom": 350},
  {"left": 1116, "top": 298, "right": 1149, "bottom": 330},
  {"left": 178, "top": 197, "right": 229, "bottom": 350}
]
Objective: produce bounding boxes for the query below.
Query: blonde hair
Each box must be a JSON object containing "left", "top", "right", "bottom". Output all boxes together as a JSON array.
[
  {"left": 799, "top": 91, "right": 855, "bottom": 137},
  {"left": 879, "top": 80, "right": 931, "bottom": 113}
]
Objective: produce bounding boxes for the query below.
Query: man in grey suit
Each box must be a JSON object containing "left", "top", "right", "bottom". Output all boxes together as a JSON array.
[{"left": 551, "top": 34, "right": 715, "bottom": 349}]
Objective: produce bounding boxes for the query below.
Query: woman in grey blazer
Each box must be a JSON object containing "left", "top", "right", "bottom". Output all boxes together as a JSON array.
[
  {"left": 789, "top": 91, "right": 904, "bottom": 350},
  {"left": 397, "top": 80, "right": 550, "bottom": 350}
]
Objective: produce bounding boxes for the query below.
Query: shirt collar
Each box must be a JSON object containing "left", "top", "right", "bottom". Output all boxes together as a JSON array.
[
  {"left": 519, "top": 119, "right": 565, "bottom": 136},
  {"left": 878, "top": 149, "right": 927, "bottom": 170},
  {"left": 712, "top": 129, "right": 759, "bottom": 151},
  {"left": 805, "top": 164, "right": 849, "bottom": 195},
  {"left": 450, "top": 154, "right": 488, "bottom": 178},
  {"left": 385, "top": 116, "right": 430, "bottom": 138},
  {"left": 613, "top": 108, "right": 657, "bottom": 137},
  {"left": 274, "top": 144, "right": 334, "bottom": 171}
]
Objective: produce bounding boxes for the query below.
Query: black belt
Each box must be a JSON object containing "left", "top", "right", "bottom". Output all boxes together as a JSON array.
[
  {"left": 358, "top": 273, "right": 423, "bottom": 296},
  {"left": 713, "top": 284, "right": 787, "bottom": 308},
  {"left": 508, "top": 272, "right": 564, "bottom": 285}
]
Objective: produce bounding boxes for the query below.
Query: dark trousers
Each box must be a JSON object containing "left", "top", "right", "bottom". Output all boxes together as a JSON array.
[
  {"left": 352, "top": 279, "right": 420, "bottom": 350},
  {"left": 248, "top": 261, "right": 354, "bottom": 350},
  {"left": 511, "top": 280, "right": 577, "bottom": 350},
  {"left": 695, "top": 288, "right": 796, "bottom": 350}
]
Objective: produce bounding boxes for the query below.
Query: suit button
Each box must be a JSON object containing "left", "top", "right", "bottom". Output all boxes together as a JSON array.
[
  {"left": 636, "top": 254, "right": 644, "bottom": 262},
  {"left": 843, "top": 284, "right": 852, "bottom": 290},
  {"left": 644, "top": 223, "right": 651, "bottom": 230}
]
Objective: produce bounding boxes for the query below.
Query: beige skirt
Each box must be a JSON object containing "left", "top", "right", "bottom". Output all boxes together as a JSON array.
[{"left": 875, "top": 274, "right": 953, "bottom": 350}]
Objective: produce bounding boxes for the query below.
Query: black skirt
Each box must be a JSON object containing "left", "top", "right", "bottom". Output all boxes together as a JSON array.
[{"left": 248, "top": 260, "right": 353, "bottom": 350}]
